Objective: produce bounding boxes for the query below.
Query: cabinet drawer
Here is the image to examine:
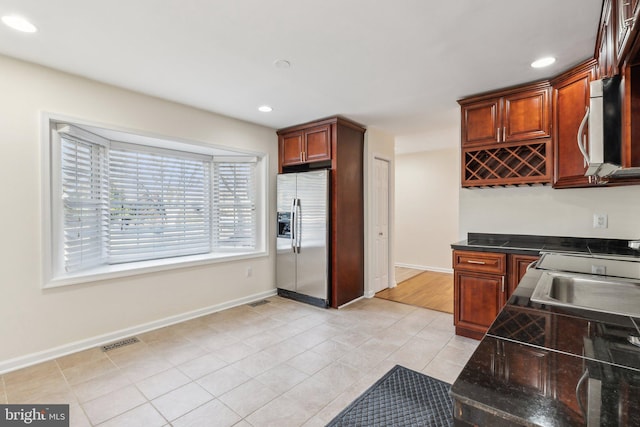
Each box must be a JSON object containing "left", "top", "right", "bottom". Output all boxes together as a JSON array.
[{"left": 453, "top": 250, "right": 506, "bottom": 275}]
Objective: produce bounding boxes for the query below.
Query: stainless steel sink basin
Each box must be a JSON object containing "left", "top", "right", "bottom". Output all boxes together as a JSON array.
[{"left": 530, "top": 271, "right": 640, "bottom": 317}]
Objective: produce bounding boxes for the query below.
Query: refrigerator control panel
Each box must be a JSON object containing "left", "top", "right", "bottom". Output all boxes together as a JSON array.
[{"left": 277, "top": 212, "right": 291, "bottom": 238}]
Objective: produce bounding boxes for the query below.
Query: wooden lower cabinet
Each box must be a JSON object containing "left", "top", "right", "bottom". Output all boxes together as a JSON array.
[
  {"left": 454, "top": 270, "right": 505, "bottom": 340},
  {"left": 453, "top": 250, "right": 539, "bottom": 340}
]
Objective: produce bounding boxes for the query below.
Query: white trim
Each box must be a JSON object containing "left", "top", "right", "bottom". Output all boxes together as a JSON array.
[
  {"left": 395, "top": 262, "right": 454, "bottom": 275},
  {"left": 0, "top": 289, "right": 277, "bottom": 375}
]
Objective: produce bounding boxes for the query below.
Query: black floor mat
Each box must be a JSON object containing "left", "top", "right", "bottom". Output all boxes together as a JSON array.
[{"left": 326, "top": 365, "right": 453, "bottom": 427}]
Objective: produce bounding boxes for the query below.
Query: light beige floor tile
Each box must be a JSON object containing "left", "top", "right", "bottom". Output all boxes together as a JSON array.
[
  {"left": 0, "top": 391, "right": 6, "bottom": 404},
  {"left": 416, "top": 326, "right": 456, "bottom": 343},
  {"left": 385, "top": 336, "right": 444, "bottom": 371},
  {"left": 218, "top": 379, "right": 278, "bottom": 417},
  {"left": 283, "top": 376, "right": 341, "bottom": 415},
  {"left": 172, "top": 399, "right": 241, "bottom": 427},
  {"left": 301, "top": 414, "right": 330, "bottom": 427},
  {"left": 242, "top": 330, "right": 286, "bottom": 350},
  {"left": 287, "top": 350, "right": 333, "bottom": 376},
  {"left": 135, "top": 368, "right": 191, "bottom": 400},
  {"left": 436, "top": 343, "right": 478, "bottom": 366},
  {"left": 230, "top": 350, "right": 283, "bottom": 377},
  {"left": 314, "top": 361, "right": 365, "bottom": 394},
  {"left": 284, "top": 330, "right": 328, "bottom": 350},
  {"left": 62, "top": 358, "right": 118, "bottom": 385},
  {"left": 3, "top": 360, "right": 60, "bottom": 387},
  {"left": 331, "top": 329, "right": 372, "bottom": 347},
  {"left": 310, "top": 339, "right": 354, "bottom": 361},
  {"left": 71, "top": 371, "right": 131, "bottom": 403},
  {"left": 151, "top": 382, "right": 213, "bottom": 421},
  {"left": 231, "top": 421, "right": 253, "bottom": 427},
  {"left": 262, "top": 338, "right": 306, "bottom": 364},
  {"left": 104, "top": 342, "right": 153, "bottom": 367},
  {"left": 255, "top": 363, "right": 309, "bottom": 395},
  {"left": 177, "top": 353, "right": 227, "bottom": 380},
  {"left": 5, "top": 372, "right": 71, "bottom": 403},
  {"left": 57, "top": 348, "right": 109, "bottom": 371},
  {"left": 120, "top": 357, "right": 173, "bottom": 383},
  {"left": 196, "top": 365, "right": 251, "bottom": 397},
  {"left": 246, "top": 394, "right": 313, "bottom": 427},
  {"left": 69, "top": 402, "right": 92, "bottom": 427},
  {"left": 150, "top": 342, "right": 206, "bottom": 366},
  {"left": 195, "top": 331, "right": 240, "bottom": 352},
  {"left": 214, "top": 342, "right": 259, "bottom": 364},
  {"left": 96, "top": 403, "right": 166, "bottom": 427},
  {"left": 82, "top": 385, "right": 146, "bottom": 425},
  {"left": 422, "top": 357, "right": 464, "bottom": 384}
]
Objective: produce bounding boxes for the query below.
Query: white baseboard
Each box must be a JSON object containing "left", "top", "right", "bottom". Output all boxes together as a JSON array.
[
  {"left": 0, "top": 289, "right": 277, "bottom": 375},
  {"left": 395, "top": 262, "right": 453, "bottom": 274}
]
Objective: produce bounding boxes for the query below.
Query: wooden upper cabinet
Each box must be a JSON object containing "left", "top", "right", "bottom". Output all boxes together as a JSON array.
[
  {"left": 598, "top": 0, "right": 616, "bottom": 78},
  {"left": 278, "top": 125, "right": 331, "bottom": 168},
  {"left": 616, "top": 0, "right": 640, "bottom": 64},
  {"left": 303, "top": 125, "right": 331, "bottom": 163},
  {"left": 461, "top": 99, "right": 501, "bottom": 145},
  {"left": 460, "top": 84, "right": 551, "bottom": 147},
  {"left": 503, "top": 88, "right": 550, "bottom": 142},
  {"left": 551, "top": 60, "right": 598, "bottom": 188},
  {"left": 279, "top": 131, "right": 304, "bottom": 167}
]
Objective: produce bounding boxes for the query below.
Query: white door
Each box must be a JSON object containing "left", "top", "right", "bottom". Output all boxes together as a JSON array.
[{"left": 373, "top": 158, "right": 390, "bottom": 293}]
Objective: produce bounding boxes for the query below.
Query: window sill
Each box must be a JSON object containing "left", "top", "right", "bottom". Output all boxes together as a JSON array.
[{"left": 44, "top": 250, "right": 267, "bottom": 289}]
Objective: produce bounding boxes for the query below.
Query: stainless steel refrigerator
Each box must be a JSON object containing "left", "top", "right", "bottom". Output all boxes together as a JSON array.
[{"left": 276, "top": 170, "right": 329, "bottom": 308}]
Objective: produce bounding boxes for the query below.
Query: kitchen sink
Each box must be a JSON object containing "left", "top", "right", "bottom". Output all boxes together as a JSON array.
[{"left": 530, "top": 271, "right": 640, "bottom": 318}]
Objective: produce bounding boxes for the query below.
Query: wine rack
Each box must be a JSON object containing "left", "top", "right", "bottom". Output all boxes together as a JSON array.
[{"left": 462, "top": 140, "right": 552, "bottom": 187}]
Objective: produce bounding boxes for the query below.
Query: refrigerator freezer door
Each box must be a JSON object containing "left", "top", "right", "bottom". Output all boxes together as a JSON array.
[
  {"left": 276, "top": 174, "right": 297, "bottom": 292},
  {"left": 295, "top": 170, "right": 329, "bottom": 300}
]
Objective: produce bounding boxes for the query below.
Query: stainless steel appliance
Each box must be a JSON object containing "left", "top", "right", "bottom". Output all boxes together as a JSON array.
[{"left": 276, "top": 170, "right": 329, "bottom": 307}]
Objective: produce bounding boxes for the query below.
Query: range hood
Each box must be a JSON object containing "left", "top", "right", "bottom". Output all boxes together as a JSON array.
[{"left": 580, "top": 76, "right": 640, "bottom": 178}]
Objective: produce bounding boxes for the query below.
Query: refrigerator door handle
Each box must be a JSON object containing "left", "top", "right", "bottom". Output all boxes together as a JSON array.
[
  {"left": 296, "top": 198, "right": 302, "bottom": 252},
  {"left": 290, "top": 198, "right": 296, "bottom": 253}
]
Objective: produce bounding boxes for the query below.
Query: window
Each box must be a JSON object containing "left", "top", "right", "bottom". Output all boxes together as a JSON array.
[{"left": 46, "top": 119, "right": 265, "bottom": 287}]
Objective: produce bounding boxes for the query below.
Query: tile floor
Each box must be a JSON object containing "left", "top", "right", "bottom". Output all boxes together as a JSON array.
[{"left": 0, "top": 296, "right": 479, "bottom": 427}]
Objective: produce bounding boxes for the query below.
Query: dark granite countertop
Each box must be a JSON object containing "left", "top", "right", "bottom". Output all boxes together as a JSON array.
[
  {"left": 451, "top": 233, "right": 640, "bottom": 257},
  {"left": 450, "top": 264, "right": 640, "bottom": 426}
]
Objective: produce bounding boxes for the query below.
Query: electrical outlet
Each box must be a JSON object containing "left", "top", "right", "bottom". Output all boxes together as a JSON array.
[{"left": 593, "top": 213, "right": 608, "bottom": 229}]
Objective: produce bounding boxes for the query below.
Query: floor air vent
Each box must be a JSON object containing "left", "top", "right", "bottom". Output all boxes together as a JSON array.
[
  {"left": 101, "top": 337, "right": 140, "bottom": 352},
  {"left": 247, "top": 300, "right": 270, "bottom": 307}
]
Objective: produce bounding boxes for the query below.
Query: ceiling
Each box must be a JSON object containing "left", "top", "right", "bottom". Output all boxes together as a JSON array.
[{"left": 0, "top": 0, "right": 603, "bottom": 152}]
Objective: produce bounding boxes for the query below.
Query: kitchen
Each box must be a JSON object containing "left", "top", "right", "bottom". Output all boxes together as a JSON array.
[{"left": 0, "top": 0, "right": 639, "bottom": 426}]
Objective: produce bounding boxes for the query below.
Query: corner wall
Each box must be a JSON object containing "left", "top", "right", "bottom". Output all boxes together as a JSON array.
[{"left": 0, "top": 54, "right": 277, "bottom": 369}]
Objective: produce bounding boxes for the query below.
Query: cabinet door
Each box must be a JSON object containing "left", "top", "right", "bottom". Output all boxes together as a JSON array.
[
  {"left": 597, "top": 0, "right": 616, "bottom": 78},
  {"left": 279, "top": 131, "right": 304, "bottom": 167},
  {"left": 503, "top": 87, "right": 550, "bottom": 142},
  {"left": 304, "top": 125, "right": 331, "bottom": 163},
  {"left": 507, "top": 254, "right": 539, "bottom": 297},
  {"left": 616, "top": 0, "right": 638, "bottom": 60},
  {"left": 552, "top": 61, "right": 598, "bottom": 188},
  {"left": 454, "top": 271, "right": 505, "bottom": 339},
  {"left": 461, "top": 99, "right": 501, "bottom": 146}
]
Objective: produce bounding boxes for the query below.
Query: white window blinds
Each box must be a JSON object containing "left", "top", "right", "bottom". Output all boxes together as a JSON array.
[
  {"left": 54, "top": 122, "right": 260, "bottom": 276},
  {"left": 212, "top": 158, "right": 257, "bottom": 249},
  {"left": 60, "top": 135, "right": 109, "bottom": 272},
  {"left": 108, "top": 146, "right": 212, "bottom": 264}
]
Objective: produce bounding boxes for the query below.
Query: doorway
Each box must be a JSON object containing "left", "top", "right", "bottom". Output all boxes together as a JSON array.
[{"left": 372, "top": 157, "right": 391, "bottom": 294}]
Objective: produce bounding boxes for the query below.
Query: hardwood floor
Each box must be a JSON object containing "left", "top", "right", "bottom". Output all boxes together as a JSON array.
[{"left": 376, "top": 268, "right": 453, "bottom": 314}]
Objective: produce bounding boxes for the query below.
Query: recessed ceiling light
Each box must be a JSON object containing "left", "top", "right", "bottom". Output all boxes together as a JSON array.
[
  {"left": 274, "top": 59, "right": 291, "bottom": 69},
  {"left": 1, "top": 15, "right": 37, "bottom": 33},
  {"left": 258, "top": 105, "right": 273, "bottom": 113},
  {"left": 531, "top": 57, "right": 556, "bottom": 68}
]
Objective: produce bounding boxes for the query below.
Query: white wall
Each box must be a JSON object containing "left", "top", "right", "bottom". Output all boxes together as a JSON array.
[
  {"left": 394, "top": 148, "right": 459, "bottom": 272},
  {"left": 364, "top": 127, "right": 396, "bottom": 295},
  {"left": 459, "top": 185, "right": 640, "bottom": 239},
  {"left": 0, "top": 55, "right": 278, "bottom": 369}
]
